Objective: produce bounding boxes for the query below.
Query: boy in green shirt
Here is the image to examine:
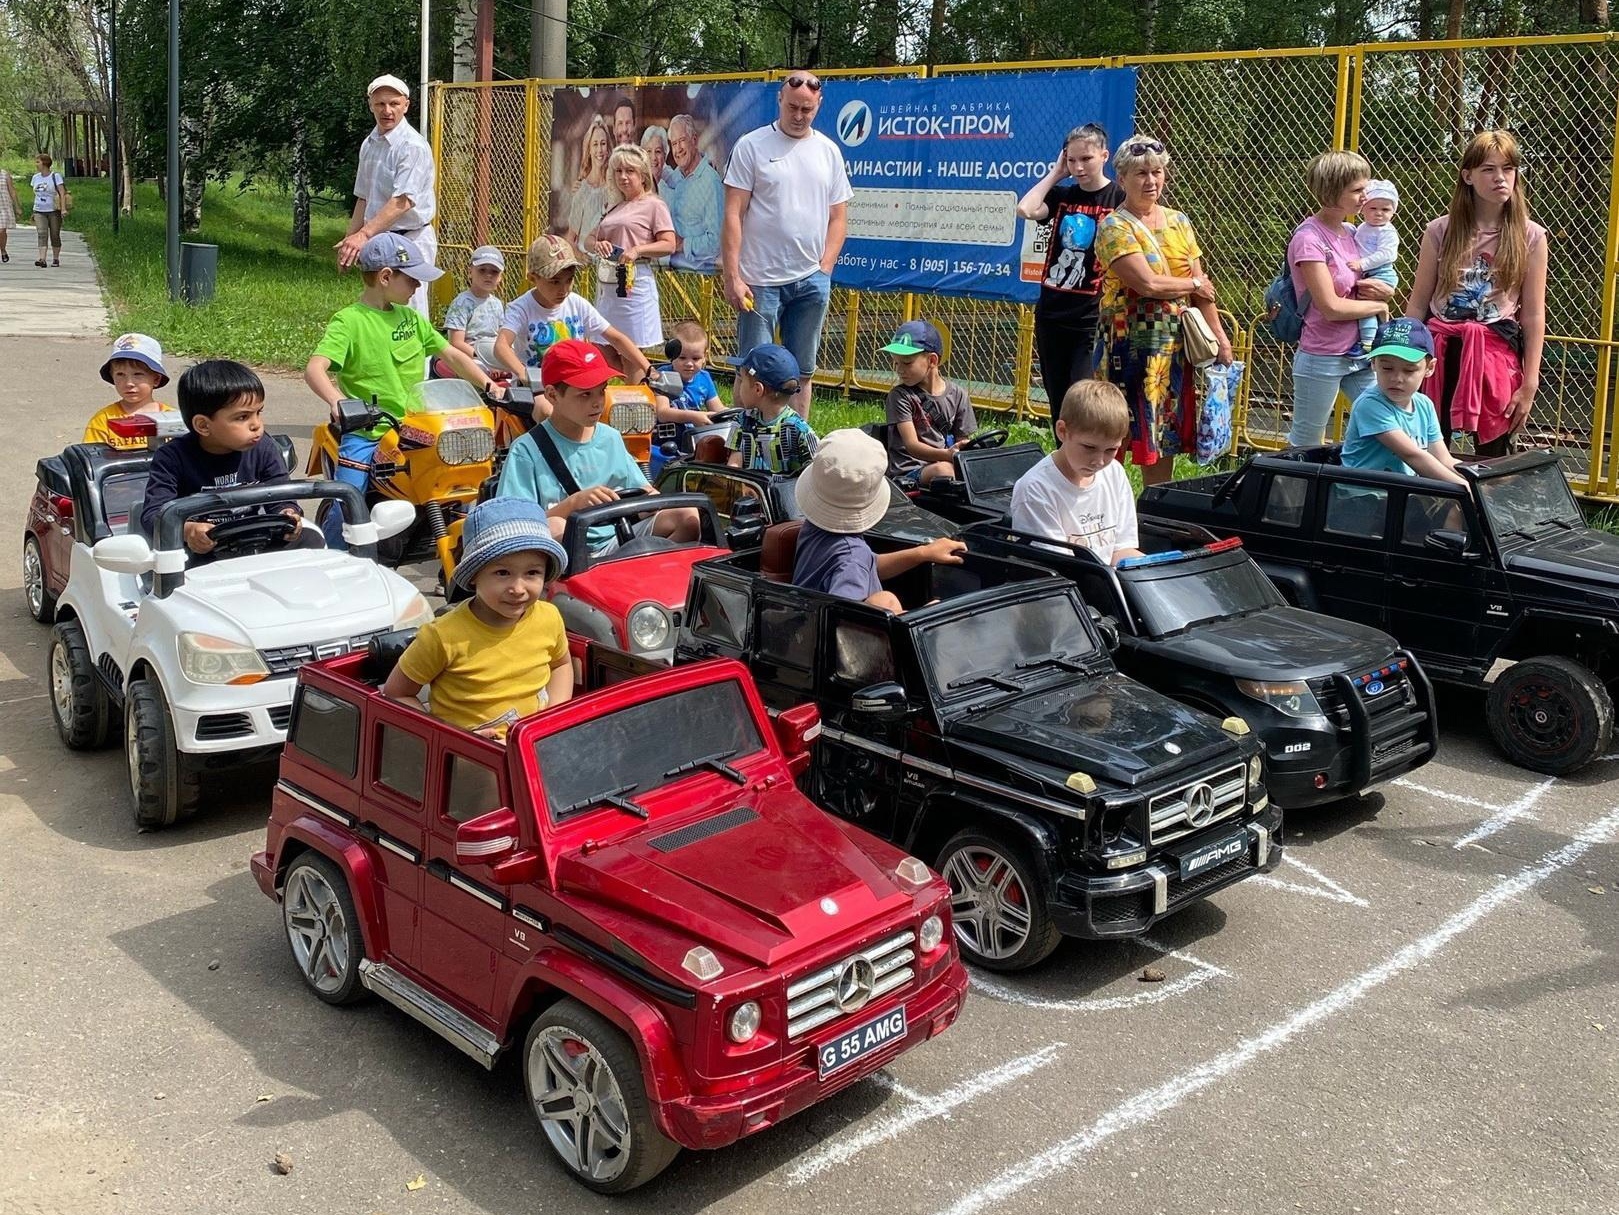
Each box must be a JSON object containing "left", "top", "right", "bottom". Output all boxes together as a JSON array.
[{"left": 304, "top": 232, "right": 497, "bottom": 546}]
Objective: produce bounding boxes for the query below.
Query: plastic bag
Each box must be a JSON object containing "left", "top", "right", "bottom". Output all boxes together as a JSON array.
[{"left": 1195, "top": 360, "right": 1242, "bottom": 464}]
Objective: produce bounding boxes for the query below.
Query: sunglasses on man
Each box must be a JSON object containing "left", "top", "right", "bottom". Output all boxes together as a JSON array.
[{"left": 785, "top": 74, "right": 823, "bottom": 92}]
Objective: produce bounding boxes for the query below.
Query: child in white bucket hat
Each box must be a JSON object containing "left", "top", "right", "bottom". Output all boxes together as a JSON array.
[
  {"left": 792, "top": 428, "right": 965, "bottom": 613},
  {"left": 84, "top": 333, "right": 177, "bottom": 451},
  {"left": 1352, "top": 179, "right": 1401, "bottom": 354}
]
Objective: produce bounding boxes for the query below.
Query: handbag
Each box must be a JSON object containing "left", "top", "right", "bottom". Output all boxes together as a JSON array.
[
  {"left": 1194, "top": 360, "right": 1243, "bottom": 464},
  {"left": 1121, "top": 209, "right": 1219, "bottom": 366}
]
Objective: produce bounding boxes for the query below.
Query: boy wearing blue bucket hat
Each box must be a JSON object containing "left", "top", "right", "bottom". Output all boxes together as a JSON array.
[
  {"left": 383, "top": 498, "right": 573, "bottom": 740},
  {"left": 84, "top": 333, "right": 177, "bottom": 451}
]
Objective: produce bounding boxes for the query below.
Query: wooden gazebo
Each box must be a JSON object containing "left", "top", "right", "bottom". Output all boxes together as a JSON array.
[{"left": 25, "top": 97, "right": 110, "bottom": 178}]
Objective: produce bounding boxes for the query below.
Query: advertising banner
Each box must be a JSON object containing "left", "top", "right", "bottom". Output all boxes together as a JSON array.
[{"left": 819, "top": 70, "right": 1138, "bottom": 302}]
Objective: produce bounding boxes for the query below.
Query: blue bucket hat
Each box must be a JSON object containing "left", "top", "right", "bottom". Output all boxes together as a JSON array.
[
  {"left": 730, "top": 343, "right": 802, "bottom": 394},
  {"left": 452, "top": 498, "right": 568, "bottom": 592}
]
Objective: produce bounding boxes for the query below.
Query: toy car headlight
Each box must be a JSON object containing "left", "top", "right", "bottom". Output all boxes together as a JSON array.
[
  {"left": 394, "top": 593, "right": 433, "bottom": 629},
  {"left": 1235, "top": 678, "right": 1323, "bottom": 721},
  {"left": 627, "top": 602, "right": 673, "bottom": 652},
  {"left": 436, "top": 427, "right": 495, "bottom": 466},
  {"left": 727, "top": 1001, "right": 761, "bottom": 1043},
  {"left": 178, "top": 633, "right": 270, "bottom": 685},
  {"left": 1248, "top": 753, "right": 1264, "bottom": 786},
  {"left": 919, "top": 914, "right": 945, "bottom": 954}
]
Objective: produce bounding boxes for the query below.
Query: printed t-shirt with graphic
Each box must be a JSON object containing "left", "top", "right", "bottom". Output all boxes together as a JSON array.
[
  {"left": 1009, "top": 454, "right": 1139, "bottom": 559},
  {"left": 30, "top": 171, "right": 64, "bottom": 212},
  {"left": 1096, "top": 209, "right": 1201, "bottom": 322},
  {"left": 443, "top": 291, "right": 506, "bottom": 344},
  {"left": 1342, "top": 385, "right": 1444, "bottom": 476},
  {"left": 884, "top": 380, "right": 977, "bottom": 475},
  {"left": 1419, "top": 215, "right": 1548, "bottom": 325},
  {"left": 84, "top": 402, "right": 177, "bottom": 451},
  {"left": 792, "top": 521, "right": 881, "bottom": 602},
  {"left": 496, "top": 420, "right": 650, "bottom": 553},
  {"left": 139, "top": 433, "right": 298, "bottom": 537},
  {"left": 397, "top": 599, "right": 569, "bottom": 738},
  {"left": 652, "top": 364, "right": 719, "bottom": 448},
  {"left": 1036, "top": 180, "right": 1125, "bottom": 327},
  {"left": 734, "top": 408, "right": 819, "bottom": 475},
  {"left": 1287, "top": 217, "right": 1364, "bottom": 356},
  {"left": 313, "top": 303, "right": 449, "bottom": 438},
  {"left": 499, "top": 291, "right": 611, "bottom": 376}
]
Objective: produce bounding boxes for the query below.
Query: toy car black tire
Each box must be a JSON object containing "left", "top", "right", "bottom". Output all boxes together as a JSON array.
[
  {"left": 23, "top": 534, "right": 57, "bottom": 624},
  {"left": 281, "top": 852, "right": 368, "bottom": 1005},
  {"left": 1485, "top": 656, "right": 1614, "bottom": 776},
  {"left": 48, "top": 620, "right": 111, "bottom": 750},
  {"left": 125, "top": 678, "right": 203, "bottom": 830},
  {"left": 936, "top": 829, "right": 1062, "bottom": 972},
  {"left": 524, "top": 998, "right": 679, "bottom": 1193}
]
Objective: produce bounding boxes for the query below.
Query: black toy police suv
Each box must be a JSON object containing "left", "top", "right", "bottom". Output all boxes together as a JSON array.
[
  {"left": 1141, "top": 445, "right": 1619, "bottom": 775},
  {"left": 674, "top": 521, "right": 1280, "bottom": 971}
]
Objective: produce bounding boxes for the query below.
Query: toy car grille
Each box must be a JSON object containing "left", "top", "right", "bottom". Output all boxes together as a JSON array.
[
  {"left": 1147, "top": 762, "right": 1246, "bottom": 845},
  {"left": 196, "top": 712, "right": 253, "bottom": 741},
  {"left": 608, "top": 398, "right": 655, "bottom": 434},
  {"left": 259, "top": 629, "right": 388, "bottom": 676},
  {"left": 785, "top": 929, "right": 916, "bottom": 1040},
  {"left": 436, "top": 427, "right": 496, "bottom": 466},
  {"left": 647, "top": 807, "right": 759, "bottom": 852},
  {"left": 1311, "top": 662, "right": 1413, "bottom": 731}
]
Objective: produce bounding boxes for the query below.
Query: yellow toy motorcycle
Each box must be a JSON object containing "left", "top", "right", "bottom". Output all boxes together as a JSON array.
[{"left": 307, "top": 379, "right": 510, "bottom": 567}]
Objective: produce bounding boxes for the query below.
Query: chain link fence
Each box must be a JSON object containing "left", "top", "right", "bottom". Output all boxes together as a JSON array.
[{"left": 430, "top": 34, "right": 1619, "bottom": 499}]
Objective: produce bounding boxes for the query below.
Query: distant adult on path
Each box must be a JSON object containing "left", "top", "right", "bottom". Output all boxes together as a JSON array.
[
  {"left": 0, "top": 165, "right": 18, "bottom": 263},
  {"left": 29, "top": 153, "right": 67, "bottom": 268},
  {"left": 721, "top": 72, "right": 852, "bottom": 418},
  {"left": 336, "top": 74, "right": 438, "bottom": 318}
]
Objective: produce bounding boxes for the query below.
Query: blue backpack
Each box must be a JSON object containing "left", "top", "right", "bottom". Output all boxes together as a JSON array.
[{"left": 1264, "top": 260, "right": 1310, "bottom": 344}]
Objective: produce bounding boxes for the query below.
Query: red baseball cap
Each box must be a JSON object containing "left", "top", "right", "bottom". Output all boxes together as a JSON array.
[{"left": 540, "top": 339, "right": 618, "bottom": 390}]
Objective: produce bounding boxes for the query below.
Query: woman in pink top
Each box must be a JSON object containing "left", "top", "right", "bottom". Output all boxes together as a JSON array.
[
  {"left": 1405, "top": 130, "right": 1547, "bottom": 457},
  {"left": 1286, "top": 151, "right": 1396, "bottom": 447},
  {"left": 585, "top": 144, "right": 677, "bottom": 350}
]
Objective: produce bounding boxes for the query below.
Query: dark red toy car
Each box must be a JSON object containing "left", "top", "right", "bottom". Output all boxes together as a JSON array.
[{"left": 252, "top": 636, "right": 967, "bottom": 1193}]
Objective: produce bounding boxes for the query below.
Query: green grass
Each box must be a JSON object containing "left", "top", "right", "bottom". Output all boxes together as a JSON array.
[{"left": 67, "top": 177, "right": 355, "bottom": 369}]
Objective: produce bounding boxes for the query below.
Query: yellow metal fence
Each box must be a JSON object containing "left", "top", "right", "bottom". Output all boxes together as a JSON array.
[{"left": 430, "top": 35, "right": 1619, "bottom": 500}]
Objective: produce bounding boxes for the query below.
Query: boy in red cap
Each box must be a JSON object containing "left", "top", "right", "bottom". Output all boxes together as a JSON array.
[{"left": 496, "top": 339, "right": 698, "bottom": 553}]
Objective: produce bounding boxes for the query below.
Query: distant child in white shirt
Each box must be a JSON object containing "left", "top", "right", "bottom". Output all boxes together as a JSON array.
[
  {"left": 1352, "top": 179, "right": 1401, "bottom": 354},
  {"left": 1010, "top": 380, "right": 1143, "bottom": 565}
]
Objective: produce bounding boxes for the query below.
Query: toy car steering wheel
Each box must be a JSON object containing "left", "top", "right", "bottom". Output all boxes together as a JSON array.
[
  {"left": 206, "top": 513, "right": 301, "bottom": 557},
  {"left": 611, "top": 487, "right": 649, "bottom": 544},
  {"left": 957, "top": 428, "right": 1008, "bottom": 452}
]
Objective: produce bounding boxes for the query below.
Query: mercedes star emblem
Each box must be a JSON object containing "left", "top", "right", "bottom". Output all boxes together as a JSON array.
[
  {"left": 833, "top": 957, "right": 877, "bottom": 1013},
  {"left": 1184, "top": 783, "right": 1216, "bottom": 827}
]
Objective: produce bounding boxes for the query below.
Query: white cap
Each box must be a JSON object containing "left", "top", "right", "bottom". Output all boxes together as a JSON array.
[
  {"left": 367, "top": 74, "right": 411, "bottom": 98},
  {"left": 469, "top": 245, "right": 506, "bottom": 270},
  {"left": 1364, "top": 179, "right": 1399, "bottom": 210}
]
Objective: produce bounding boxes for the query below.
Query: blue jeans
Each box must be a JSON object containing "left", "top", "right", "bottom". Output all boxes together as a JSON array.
[
  {"left": 736, "top": 269, "right": 832, "bottom": 381},
  {"left": 1357, "top": 265, "right": 1399, "bottom": 351},
  {"left": 320, "top": 432, "right": 379, "bottom": 548},
  {"left": 1290, "top": 351, "right": 1373, "bottom": 447}
]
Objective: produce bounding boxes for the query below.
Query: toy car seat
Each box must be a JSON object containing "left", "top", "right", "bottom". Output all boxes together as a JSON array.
[
  {"left": 760, "top": 520, "right": 803, "bottom": 583},
  {"left": 362, "top": 628, "right": 420, "bottom": 684},
  {"left": 693, "top": 433, "right": 730, "bottom": 464}
]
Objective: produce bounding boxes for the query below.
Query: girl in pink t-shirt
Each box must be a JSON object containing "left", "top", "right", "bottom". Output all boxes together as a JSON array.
[
  {"left": 585, "top": 145, "right": 677, "bottom": 350},
  {"left": 1286, "top": 151, "right": 1395, "bottom": 447},
  {"left": 1405, "top": 130, "right": 1547, "bottom": 456}
]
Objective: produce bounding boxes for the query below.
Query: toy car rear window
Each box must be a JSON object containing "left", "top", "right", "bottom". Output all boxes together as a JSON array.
[
  {"left": 536, "top": 681, "right": 766, "bottom": 822},
  {"left": 960, "top": 447, "right": 1043, "bottom": 496},
  {"left": 288, "top": 686, "right": 360, "bottom": 777},
  {"left": 103, "top": 472, "right": 149, "bottom": 535}
]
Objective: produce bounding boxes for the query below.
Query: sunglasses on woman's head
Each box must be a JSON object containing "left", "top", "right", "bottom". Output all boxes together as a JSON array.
[
  {"left": 1123, "top": 139, "right": 1165, "bottom": 156},
  {"left": 785, "top": 75, "right": 822, "bottom": 92}
]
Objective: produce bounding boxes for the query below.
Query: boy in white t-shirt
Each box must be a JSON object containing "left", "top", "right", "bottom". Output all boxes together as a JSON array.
[
  {"left": 493, "top": 234, "right": 651, "bottom": 394},
  {"left": 1010, "top": 380, "right": 1143, "bottom": 565},
  {"left": 1351, "top": 179, "right": 1401, "bottom": 354}
]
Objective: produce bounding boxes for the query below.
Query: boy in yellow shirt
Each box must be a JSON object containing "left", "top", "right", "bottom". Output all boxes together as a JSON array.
[
  {"left": 383, "top": 498, "right": 572, "bottom": 740},
  {"left": 84, "top": 334, "right": 177, "bottom": 450}
]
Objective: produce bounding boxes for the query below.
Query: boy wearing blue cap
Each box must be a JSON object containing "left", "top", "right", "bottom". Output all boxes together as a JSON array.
[
  {"left": 305, "top": 232, "right": 501, "bottom": 546},
  {"left": 1343, "top": 318, "right": 1464, "bottom": 485},
  {"left": 84, "top": 333, "right": 177, "bottom": 451},
  {"left": 880, "top": 320, "right": 977, "bottom": 486},
  {"left": 729, "top": 343, "right": 819, "bottom": 475},
  {"left": 383, "top": 498, "right": 572, "bottom": 741}
]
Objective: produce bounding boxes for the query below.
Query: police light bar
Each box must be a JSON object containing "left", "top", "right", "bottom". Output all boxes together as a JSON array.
[
  {"left": 1116, "top": 536, "right": 1245, "bottom": 570},
  {"left": 104, "top": 413, "right": 189, "bottom": 443}
]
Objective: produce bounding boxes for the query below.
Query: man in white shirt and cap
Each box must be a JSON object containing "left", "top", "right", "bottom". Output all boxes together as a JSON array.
[{"left": 336, "top": 74, "right": 438, "bottom": 318}]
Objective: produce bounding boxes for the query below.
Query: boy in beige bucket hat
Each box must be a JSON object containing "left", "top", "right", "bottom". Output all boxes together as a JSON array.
[{"left": 793, "top": 428, "right": 965, "bottom": 612}]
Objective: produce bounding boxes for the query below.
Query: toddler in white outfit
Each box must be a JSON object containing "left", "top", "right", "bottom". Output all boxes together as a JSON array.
[{"left": 1351, "top": 179, "right": 1400, "bottom": 354}]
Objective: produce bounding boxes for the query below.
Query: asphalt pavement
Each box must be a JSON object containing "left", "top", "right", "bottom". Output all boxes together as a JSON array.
[{"left": 0, "top": 283, "right": 1615, "bottom": 1214}]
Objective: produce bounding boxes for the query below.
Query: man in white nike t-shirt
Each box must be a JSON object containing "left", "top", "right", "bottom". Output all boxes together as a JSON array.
[{"left": 721, "top": 72, "right": 853, "bottom": 418}]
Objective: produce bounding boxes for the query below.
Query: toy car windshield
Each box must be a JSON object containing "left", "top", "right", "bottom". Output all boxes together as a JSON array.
[
  {"left": 408, "top": 379, "right": 487, "bottom": 414},
  {"left": 1475, "top": 460, "right": 1583, "bottom": 541},
  {"left": 1116, "top": 538, "right": 1285, "bottom": 635},
  {"left": 918, "top": 588, "right": 1101, "bottom": 700},
  {"left": 957, "top": 444, "right": 1044, "bottom": 498},
  {"left": 537, "top": 680, "right": 766, "bottom": 823}
]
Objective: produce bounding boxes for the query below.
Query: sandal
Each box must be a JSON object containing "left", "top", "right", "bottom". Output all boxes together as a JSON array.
[{"left": 35, "top": 259, "right": 45, "bottom": 267}]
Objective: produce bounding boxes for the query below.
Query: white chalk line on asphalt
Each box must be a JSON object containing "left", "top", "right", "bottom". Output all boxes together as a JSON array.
[
  {"left": 784, "top": 1041, "right": 1066, "bottom": 1184},
  {"left": 1452, "top": 777, "right": 1555, "bottom": 850},
  {"left": 1251, "top": 853, "right": 1370, "bottom": 907},
  {"left": 937, "top": 803, "right": 1619, "bottom": 1215},
  {"left": 968, "top": 936, "right": 1229, "bottom": 1014},
  {"left": 1392, "top": 778, "right": 1509, "bottom": 813}
]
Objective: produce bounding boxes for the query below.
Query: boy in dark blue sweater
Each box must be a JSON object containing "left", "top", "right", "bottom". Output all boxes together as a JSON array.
[{"left": 139, "top": 360, "right": 323, "bottom": 556}]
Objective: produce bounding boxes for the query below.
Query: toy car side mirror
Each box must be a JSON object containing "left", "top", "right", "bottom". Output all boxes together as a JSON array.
[
  {"left": 649, "top": 369, "right": 686, "bottom": 399},
  {"left": 334, "top": 398, "right": 382, "bottom": 435},
  {"left": 1087, "top": 606, "right": 1122, "bottom": 652},
  {"left": 370, "top": 500, "right": 416, "bottom": 543},
  {"left": 851, "top": 682, "right": 910, "bottom": 724},
  {"left": 1423, "top": 528, "right": 1473, "bottom": 557},
  {"left": 92, "top": 533, "right": 157, "bottom": 575},
  {"left": 455, "top": 806, "right": 521, "bottom": 871},
  {"left": 774, "top": 702, "right": 822, "bottom": 775}
]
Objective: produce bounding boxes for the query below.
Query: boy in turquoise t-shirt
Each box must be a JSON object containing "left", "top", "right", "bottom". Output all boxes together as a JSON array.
[
  {"left": 1342, "top": 318, "right": 1465, "bottom": 485},
  {"left": 304, "top": 232, "right": 497, "bottom": 546}
]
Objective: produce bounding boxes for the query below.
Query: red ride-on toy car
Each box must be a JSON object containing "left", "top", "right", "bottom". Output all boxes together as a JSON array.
[{"left": 253, "top": 638, "right": 967, "bottom": 1192}]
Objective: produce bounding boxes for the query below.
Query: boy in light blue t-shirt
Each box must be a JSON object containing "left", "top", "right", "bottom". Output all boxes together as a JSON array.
[{"left": 1342, "top": 318, "right": 1465, "bottom": 485}]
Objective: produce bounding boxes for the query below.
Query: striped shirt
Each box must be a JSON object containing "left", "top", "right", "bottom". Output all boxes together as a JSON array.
[{"left": 353, "top": 118, "right": 436, "bottom": 229}]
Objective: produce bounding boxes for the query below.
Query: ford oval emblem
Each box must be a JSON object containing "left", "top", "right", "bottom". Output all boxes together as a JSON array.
[
  {"left": 1366, "top": 679, "right": 1385, "bottom": 696},
  {"left": 820, "top": 897, "right": 839, "bottom": 915}
]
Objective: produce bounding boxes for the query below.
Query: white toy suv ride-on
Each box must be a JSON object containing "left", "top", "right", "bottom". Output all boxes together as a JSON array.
[{"left": 48, "top": 477, "right": 426, "bottom": 830}]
